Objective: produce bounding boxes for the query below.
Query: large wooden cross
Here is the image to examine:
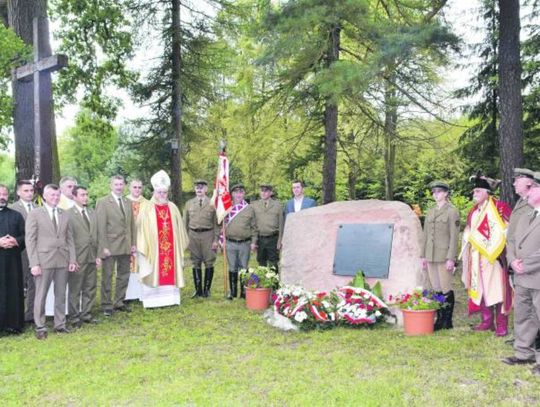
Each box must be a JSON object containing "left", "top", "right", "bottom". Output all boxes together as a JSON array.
[{"left": 14, "top": 17, "right": 67, "bottom": 183}]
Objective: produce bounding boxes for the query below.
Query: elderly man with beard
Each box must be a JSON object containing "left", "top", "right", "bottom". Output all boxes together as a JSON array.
[
  {"left": 136, "top": 170, "right": 189, "bottom": 308},
  {"left": 0, "top": 184, "right": 26, "bottom": 335}
]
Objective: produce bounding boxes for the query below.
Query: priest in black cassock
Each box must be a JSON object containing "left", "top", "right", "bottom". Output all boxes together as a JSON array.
[{"left": 0, "top": 184, "right": 26, "bottom": 335}]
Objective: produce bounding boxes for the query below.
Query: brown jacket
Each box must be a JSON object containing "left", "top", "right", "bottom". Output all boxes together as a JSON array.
[
  {"left": 95, "top": 194, "right": 136, "bottom": 257},
  {"left": 25, "top": 206, "right": 76, "bottom": 269},
  {"left": 68, "top": 206, "right": 98, "bottom": 265}
]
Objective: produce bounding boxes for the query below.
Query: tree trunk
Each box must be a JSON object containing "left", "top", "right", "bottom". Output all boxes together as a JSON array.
[
  {"left": 383, "top": 71, "right": 397, "bottom": 201},
  {"left": 321, "top": 24, "right": 340, "bottom": 204},
  {"left": 170, "top": 0, "right": 183, "bottom": 206},
  {"left": 498, "top": 0, "right": 523, "bottom": 205}
]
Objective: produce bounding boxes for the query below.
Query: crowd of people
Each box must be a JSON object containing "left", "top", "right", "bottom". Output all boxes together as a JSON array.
[
  {"left": 0, "top": 174, "right": 315, "bottom": 339},
  {"left": 420, "top": 169, "right": 540, "bottom": 376},
  {"left": 1, "top": 168, "right": 539, "bottom": 376}
]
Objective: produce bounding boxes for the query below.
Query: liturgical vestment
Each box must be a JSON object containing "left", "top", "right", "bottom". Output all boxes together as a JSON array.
[{"left": 137, "top": 197, "right": 189, "bottom": 308}]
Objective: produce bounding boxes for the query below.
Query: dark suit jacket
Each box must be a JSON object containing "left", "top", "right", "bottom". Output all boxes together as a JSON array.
[
  {"left": 9, "top": 200, "right": 33, "bottom": 270},
  {"left": 507, "top": 209, "right": 540, "bottom": 289},
  {"left": 25, "top": 206, "right": 76, "bottom": 269},
  {"left": 284, "top": 197, "right": 317, "bottom": 218},
  {"left": 95, "top": 194, "right": 135, "bottom": 257},
  {"left": 68, "top": 206, "right": 98, "bottom": 265}
]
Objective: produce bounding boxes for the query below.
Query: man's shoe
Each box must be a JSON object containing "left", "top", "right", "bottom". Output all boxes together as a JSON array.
[
  {"left": 35, "top": 331, "right": 48, "bottom": 340},
  {"left": 501, "top": 356, "right": 536, "bottom": 365},
  {"left": 54, "top": 327, "right": 71, "bottom": 334},
  {"left": 114, "top": 304, "right": 132, "bottom": 313},
  {"left": 532, "top": 364, "right": 540, "bottom": 375}
]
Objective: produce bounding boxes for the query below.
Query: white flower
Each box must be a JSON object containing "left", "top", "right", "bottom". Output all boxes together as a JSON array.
[
  {"left": 375, "top": 311, "right": 381, "bottom": 317},
  {"left": 322, "top": 301, "right": 331, "bottom": 308},
  {"left": 294, "top": 311, "right": 308, "bottom": 322}
]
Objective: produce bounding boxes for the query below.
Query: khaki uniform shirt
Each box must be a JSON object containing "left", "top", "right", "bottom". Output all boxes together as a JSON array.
[
  {"left": 225, "top": 205, "right": 257, "bottom": 244},
  {"left": 422, "top": 202, "right": 460, "bottom": 262},
  {"left": 252, "top": 198, "right": 283, "bottom": 244},
  {"left": 184, "top": 196, "right": 219, "bottom": 241}
]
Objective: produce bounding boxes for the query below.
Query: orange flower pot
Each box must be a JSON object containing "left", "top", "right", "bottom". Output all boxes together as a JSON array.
[
  {"left": 245, "top": 287, "right": 271, "bottom": 311},
  {"left": 402, "top": 309, "right": 436, "bottom": 336}
]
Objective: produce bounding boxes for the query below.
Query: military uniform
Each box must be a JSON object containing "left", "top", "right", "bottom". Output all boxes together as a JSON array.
[
  {"left": 252, "top": 198, "right": 283, "bottom": 271},
  {"left": 421, "top": 181, "right": 460, "bottom": 330},
  {"left": 225, "top": 184, "right": 257, "bottom": 299},
  {"left": 184, "top": 190, "right": 219, "bottom": 297}
]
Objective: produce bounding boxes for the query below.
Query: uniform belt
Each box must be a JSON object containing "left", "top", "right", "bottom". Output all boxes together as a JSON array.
[
  {"left": 259, "top": 232, "right": 279, "bottom": 238},
  {"left": 190, "top": 228, "right": 212, "bottom": 232},
  {"left": 226, "top": 238, "right": 251, "bottom": 243}
]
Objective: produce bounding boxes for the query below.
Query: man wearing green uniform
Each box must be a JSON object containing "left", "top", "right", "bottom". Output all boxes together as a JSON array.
[
  {"left": 252, "top": 184, "right": 283, "bottom": 272},
  {"left": 224, "top": 184, "right": 257, "bottom": 299},
  {"left": 184, "top": 180, "right": 219, "bottom": 298}
]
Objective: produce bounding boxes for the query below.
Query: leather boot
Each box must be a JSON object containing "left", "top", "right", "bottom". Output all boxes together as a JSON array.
[
  {"left": 227, "top": 272, "right": 237, "bottom": 300},
  {"left": 442, "top": 291, "right": 454, "bottom": 329},
  {"left": 434, "top": 292, "right": 444, "bottom": 331},
  {"left": 474, "top": 300, "right": 494, "bottom": 331},
  {"left": 191, "top": 268, "right": 203, "bottom": 298},
  {"left": 495, "top": 303, "right": 508, "bottom": 337},
  {"left": 203, "top": 267, "right": 214, "bottom": 298},
  {"left": 240, "top": 282, "right": 246, "bottom": 299}
]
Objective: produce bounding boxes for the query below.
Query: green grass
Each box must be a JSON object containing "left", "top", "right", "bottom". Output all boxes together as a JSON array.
[{"left": 1, "top": 257, "right": 539, "bottom": 406}]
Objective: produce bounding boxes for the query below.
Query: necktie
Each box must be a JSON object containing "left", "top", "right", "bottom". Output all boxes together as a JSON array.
[
  {"left": 118, "top": 198, "right": 126, "bottom": 218},
  {"left": 82, "top": 208, "right": 90, "bottom": 229},
  {"left": 27, "top": 203, "right": 32, "bottom": 212},
  {"left": 265, "top": 201, "right": 268, "bottom": 209},
  {"left": 199, "top": 199, "right": 202, "bottom": 207},
  {"left": 52, "top": 208, "right": 58, "bottom": 232}
]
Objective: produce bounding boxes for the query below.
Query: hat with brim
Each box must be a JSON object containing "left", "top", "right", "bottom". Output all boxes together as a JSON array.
[
  {"left": 231, "top": 184, "right": 245, "bottom": 192},
  {"left": 533, "top": 172, "right": 540, "bottom": 184},
  {"left": 513, "top": 168, "right": 535, "bottom": 179},
  {"left": 259, "top": 183, "right": 273, "bottom": 191},
  {"left": 470, "top": 174, "right": 499, "bottom": 191},
  {"left": 428, "top": 181, "right": 450, "bottom": 191},
  {"left": 194, "top": 179, "right": 208, "bottom": 186}
]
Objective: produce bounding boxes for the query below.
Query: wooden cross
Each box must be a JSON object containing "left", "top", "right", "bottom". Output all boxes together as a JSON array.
[{"left": 14, "top": 17, "right": 67, "bottom": 182}]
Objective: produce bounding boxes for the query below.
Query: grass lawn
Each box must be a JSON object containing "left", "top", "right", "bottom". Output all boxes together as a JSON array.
[{"left": 1, "top": 256, "right": 539, "bottom": 406}]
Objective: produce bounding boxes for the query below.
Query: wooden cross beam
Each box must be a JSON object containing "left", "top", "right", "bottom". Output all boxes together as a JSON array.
[{"left": 14, "top": 17, "right": 68, "bottom": 182}]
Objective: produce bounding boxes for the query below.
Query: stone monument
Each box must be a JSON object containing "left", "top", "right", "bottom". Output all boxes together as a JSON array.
[{"left": 280, "top": 200, "right": 426, "bottom": 300}]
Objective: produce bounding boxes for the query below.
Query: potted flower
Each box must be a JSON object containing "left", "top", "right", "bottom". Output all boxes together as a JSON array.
[
  {"left": 239, "top": 266, "right": 280, "bottom": 310},
  {"left": 388, "top": 288, "right": 445, "bottom": 336}
]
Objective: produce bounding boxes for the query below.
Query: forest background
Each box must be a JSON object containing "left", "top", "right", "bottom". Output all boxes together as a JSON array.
[{"left": 0, "top": 0, "right": 539, "bottom": 219}]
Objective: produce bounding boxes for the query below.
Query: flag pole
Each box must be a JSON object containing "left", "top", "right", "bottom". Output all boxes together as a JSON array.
[{"left": 216, "top": 140, "right": 229, "bottom": 298}]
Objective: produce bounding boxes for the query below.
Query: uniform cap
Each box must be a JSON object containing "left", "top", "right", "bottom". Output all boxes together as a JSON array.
[
  {"left": 231, "top": 184, "right": 245, "bottom": 192},
  {"left": 259, "top": 183, "right": 273, "bottom": 191},
  {"left": 194, "top": 179, "right": 208, "bottom": 186},
  {"left": 513, "top": 168, "right": 535, "bottom": 179},
  {"left": 428, "top": 180, "right": 450, "bottom": 191}
]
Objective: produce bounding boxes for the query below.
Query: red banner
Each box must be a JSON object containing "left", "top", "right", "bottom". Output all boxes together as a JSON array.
[
  {"left": 155, "top": 204, "right": 175, "bottom": 286},
  {"left": 212, "top": 152, "right": 232, "bottom": 224}
]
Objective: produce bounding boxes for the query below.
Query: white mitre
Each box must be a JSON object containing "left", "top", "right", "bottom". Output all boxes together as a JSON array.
[{"left": 151, "top": 170, "right": 171, "bottom": 190}]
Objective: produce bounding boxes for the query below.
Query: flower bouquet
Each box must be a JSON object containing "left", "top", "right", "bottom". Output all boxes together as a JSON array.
[
  {"left": 239, "top": 266, "right": 279, "bottom": 289},
  {"left": 388, "top": 288, "right": 445, "bottom": 311},
  {"left": 272, "top": 285, "right": 389, "bottom": 331}
]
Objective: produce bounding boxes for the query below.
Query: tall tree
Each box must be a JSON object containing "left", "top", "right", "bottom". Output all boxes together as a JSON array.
[{"left": 498, "top": 0, "right": 523, "bottom": 205}]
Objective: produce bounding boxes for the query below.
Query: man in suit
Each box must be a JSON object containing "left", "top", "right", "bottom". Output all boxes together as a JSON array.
[
  {"left": 67, "top": 186, "right": 100, "bottom": 328},
  {"left": 95, "top": 175, "right": 136, "bottom": 316},
  {"left": 503, "top": 172, "right": 540, "bottom": 375},
  {"left": 9, "top": 179, "right": 36, "bottom": 323},
  {"left": 283, "top": 180, "right": 316, "bottom": 219},
  {"left": 26, "top": 184, "right": 77, "bottom": 339}
]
